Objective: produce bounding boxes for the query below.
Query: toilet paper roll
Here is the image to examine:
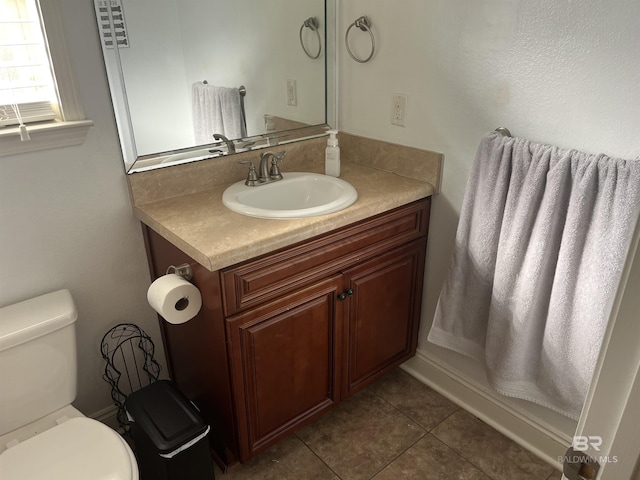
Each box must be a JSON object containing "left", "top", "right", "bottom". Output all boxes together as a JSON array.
[{"left": 147, "top": 274, "right": 202, "bottom": 324}]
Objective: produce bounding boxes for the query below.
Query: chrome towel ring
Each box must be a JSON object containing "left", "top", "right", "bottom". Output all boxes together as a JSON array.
[
  {"left": 300, "top": 16, "right": 322, "bottom": 59},
  {"left": 345, "top": 16, "right": 375, "bottom": 63}
]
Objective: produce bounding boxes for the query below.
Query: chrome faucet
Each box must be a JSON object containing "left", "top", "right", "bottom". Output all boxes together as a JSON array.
[
  {"left": 212, "top": 133, "right": 235, "bottom": 154},
  {"left": 258, "top": 151, "right": 286, "bottom": 183},
  {"left": 238, "top": 150, "right": 286, "bottom": 186}
]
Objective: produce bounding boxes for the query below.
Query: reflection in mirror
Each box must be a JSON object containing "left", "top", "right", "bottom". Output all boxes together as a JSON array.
[{"left": 95, "top": 0, "right": 335, "bottom": 173}]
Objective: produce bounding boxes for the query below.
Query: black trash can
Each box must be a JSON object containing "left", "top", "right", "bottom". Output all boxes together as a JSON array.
[{"left": 125, "top": 380, "right": 215, "bottom": 480}]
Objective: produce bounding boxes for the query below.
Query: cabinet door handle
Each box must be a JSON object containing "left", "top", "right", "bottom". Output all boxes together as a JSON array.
[{"left": 337, "top": 289, "right": 354, "bottom": 301}]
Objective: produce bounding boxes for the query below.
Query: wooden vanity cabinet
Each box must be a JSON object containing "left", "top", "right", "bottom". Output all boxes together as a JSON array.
[
  {"left": 225, "top": 276, "right": 344, "bottom": 459},
  {"left": 143, "top": 198, "right": 430, "bottom": 467},
  {"left": 341, "top": 239, "right": 425, "bottom": 397}
]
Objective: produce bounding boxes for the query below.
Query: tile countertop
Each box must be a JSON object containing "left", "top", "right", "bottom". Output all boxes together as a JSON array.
[{"left": 133, "top": 161, "right": 435, "bottom": 272}]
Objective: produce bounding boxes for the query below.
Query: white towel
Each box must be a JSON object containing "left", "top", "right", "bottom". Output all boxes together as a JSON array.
[
  {"left": 428, "top": 132, "right": 640, "bottom": 419},
  {"left": 192, "top": 82, "right": 246, "bottom": 145}
]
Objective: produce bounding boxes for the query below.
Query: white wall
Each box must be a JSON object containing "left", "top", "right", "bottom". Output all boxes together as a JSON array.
[
  {"left": 338, "top": 0, "right": 640, "bottom": 444},
  {"left": 338, "top": 0, "right": 640, "bottom": 350},
  {"left": 0, "top": 0, "right": 165, "bottom": 416}
]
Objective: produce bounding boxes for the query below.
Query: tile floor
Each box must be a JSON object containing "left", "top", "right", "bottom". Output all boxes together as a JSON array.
[{"left": 215, "top": 368, "right": 563, "bottom": 480}]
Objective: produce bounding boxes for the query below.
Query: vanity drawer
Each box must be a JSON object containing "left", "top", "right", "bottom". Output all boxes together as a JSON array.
[{"left": 221, "top": 198, "right": 430, "bottom": 315}]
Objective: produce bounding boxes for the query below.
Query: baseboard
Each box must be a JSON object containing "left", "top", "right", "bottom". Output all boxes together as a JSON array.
[
  {"left": 90, "top": 404, "right": 122, "bottom": 433},
  {"left": 402, "top": 351, "right": 568, "bottom": 471}
]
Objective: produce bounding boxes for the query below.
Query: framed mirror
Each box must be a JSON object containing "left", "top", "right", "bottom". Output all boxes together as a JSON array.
[{"left": 95, "top": 0, "right": 336, "bottom": 173}]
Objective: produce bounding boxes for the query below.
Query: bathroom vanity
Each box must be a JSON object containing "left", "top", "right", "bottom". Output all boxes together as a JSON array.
[
  {"left": 131, "top": 135, "right": 441, "bottom": 468},
  {"left": 143, "top": 198, "right": 429, "bottom": 466}
]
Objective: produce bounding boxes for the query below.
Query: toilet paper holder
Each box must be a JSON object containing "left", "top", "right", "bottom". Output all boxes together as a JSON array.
[{"left": 166, "top": 263, "right": 194, "bottom": 281}]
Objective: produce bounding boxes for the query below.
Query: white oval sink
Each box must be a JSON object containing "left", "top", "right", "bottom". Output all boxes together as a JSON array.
[{"left": 222, "top": 172, "right": 358, "bottom": 219}]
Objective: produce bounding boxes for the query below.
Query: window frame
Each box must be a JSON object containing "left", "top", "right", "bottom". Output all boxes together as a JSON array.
[{"left": 0, "top": 0, "right": 93, "bottom": 156}]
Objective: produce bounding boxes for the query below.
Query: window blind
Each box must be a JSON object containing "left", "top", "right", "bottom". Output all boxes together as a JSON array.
[{"left": 0, "top": 0, "right": 57, "bottom": 127}]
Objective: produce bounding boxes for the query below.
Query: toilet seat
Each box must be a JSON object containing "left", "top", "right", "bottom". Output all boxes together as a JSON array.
[{"left": 0, "top": 417, "right": 137, "bottom": 480}]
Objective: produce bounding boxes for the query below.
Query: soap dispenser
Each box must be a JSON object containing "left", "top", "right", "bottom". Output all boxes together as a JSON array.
[{"left": 325, "top": 130, "right": 340, "bottom": 177}]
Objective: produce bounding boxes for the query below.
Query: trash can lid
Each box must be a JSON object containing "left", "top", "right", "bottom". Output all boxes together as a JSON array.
[{"left": 125, "top": 380, "right": 209, "bottom": 455}]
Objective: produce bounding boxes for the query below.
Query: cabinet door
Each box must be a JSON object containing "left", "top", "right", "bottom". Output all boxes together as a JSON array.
[
  {"left": 342, "top": 239, "right": 426, "bottom": 397},
  {"left": 226, "top": 276, "right": 343, "bottom": 460}
]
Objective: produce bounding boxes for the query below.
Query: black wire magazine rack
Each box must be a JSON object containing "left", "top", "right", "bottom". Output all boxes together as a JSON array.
[{"left": 100, "top": 323, "right": 161, "bottom": 430}]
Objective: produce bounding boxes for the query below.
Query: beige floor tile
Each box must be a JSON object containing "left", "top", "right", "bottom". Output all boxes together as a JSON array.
[
  {"left": 432, "top": 410, "right": 556, "bottom": 480},
  {"left": 214, "top": 435, "right": 339, "bottom": 480},
  {"left": 372, "top": 434, "right": 493, "bottom": 480},
  {"left": 296, "top": 388, "right": 425, "bottom": 480},
  {"left": 369, "top": 368, "right": 459, "bottom": 430}
]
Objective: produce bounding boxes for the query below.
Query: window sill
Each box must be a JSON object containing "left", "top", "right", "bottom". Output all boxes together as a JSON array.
[{"left": 0, "top": 119, "right": 94, "bottom": 157}]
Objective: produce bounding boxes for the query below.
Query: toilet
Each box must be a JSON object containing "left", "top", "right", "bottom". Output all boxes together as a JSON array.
[{"left": 0, "top": 289, "right": 138, "bottom": 480}]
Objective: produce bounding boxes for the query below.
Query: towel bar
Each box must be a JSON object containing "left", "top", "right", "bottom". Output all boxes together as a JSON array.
[
  {"left": 495, "top": 127, "right": 512, "bottom": 137},
  {"left": 201, "top": 81, "right": 246, "bottom": 98}
]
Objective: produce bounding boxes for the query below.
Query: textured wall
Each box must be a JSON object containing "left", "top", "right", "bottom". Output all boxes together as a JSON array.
[
  {"left": 337, "top": 0, "right": 640, "bottom": 351},
  {"left": 0, "top": 0, "right": 166, "bottom": 415}
]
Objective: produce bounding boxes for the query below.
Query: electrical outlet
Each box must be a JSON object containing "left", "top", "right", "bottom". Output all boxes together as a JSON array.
[
  {"left": 287, "top": 79, "right": 297, "bottom": 106},
  {"left": 391, "top": 93, "right": 407, "bottom": 126}
]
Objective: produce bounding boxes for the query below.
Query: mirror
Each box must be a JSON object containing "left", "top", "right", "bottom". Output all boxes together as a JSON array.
[{"left": 95, "top": 0, "right": 336, "bottom": 173}]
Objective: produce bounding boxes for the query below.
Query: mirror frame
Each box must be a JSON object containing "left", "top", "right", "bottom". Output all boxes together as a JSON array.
[{"left": 96, "top": 0, "right": 336, "bottom": 174}]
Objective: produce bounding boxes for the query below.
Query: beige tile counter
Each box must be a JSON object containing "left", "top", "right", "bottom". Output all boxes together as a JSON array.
[{"left": 133, "top": 162, "right": 435, "bottom": 271}]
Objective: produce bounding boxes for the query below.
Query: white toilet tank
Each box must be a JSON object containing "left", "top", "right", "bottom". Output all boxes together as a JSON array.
[{"left": 0, "top": 289, "right": 78, "bottom": 436}]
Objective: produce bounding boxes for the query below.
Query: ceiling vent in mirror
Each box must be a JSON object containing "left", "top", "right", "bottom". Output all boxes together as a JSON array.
[{"left": 95, "top": 0, "right": 130, "bottom": 49}]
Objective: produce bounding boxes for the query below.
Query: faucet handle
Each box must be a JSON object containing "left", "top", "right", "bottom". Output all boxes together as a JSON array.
[
  {"left": 238, "top": 160, "right": 259, "bottom": 186},
  {"left": 268, "top": 151, "right": 285, "bottom": 180}
]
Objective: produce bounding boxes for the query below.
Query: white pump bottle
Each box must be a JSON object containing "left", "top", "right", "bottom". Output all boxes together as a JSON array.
[{"left": 325, "top": 130, "right": 340, "bottom": 177}]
